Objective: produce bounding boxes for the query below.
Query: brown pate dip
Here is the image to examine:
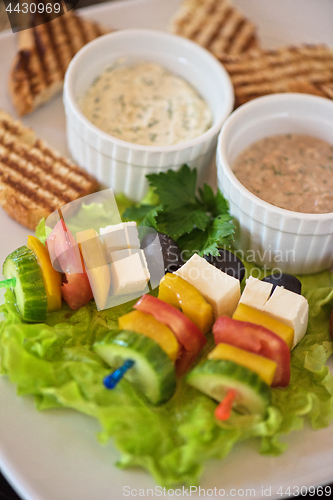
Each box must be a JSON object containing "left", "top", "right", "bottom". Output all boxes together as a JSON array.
[{"left": 232, "top": 134, "right": 333, "bottom": 214}]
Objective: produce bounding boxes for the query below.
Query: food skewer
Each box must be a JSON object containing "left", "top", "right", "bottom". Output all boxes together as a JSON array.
[{"left": 0, "top": 207, "right": 309, "bottom": 417}]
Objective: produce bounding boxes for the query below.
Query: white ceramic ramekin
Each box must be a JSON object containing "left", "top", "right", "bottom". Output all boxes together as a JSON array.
[
  {"left": 217, "top": 93, "right": 333, "bottom": 275},
  {"left": 63, "top": 29, "right": 234, "bottom": 201}
]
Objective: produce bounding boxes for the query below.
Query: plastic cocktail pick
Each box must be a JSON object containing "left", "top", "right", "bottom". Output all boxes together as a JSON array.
[
  {"left": 103, "top": 359, "right": 135, "bottom": 389},
  {"left": 0, "top": 278, "right": 16, "bottom": 289}
]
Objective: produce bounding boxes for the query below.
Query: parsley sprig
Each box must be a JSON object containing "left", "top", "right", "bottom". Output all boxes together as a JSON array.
[{"left": 123, "top": 165, "right": 235, "bottom": 259}]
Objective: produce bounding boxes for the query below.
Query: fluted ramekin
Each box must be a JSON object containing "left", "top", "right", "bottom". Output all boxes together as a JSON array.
[
  {"left": 217, "top": 93, "right": 333, "bottom": 275},
  {"left": 63, "top": 29, "right": 234, "bottom": 201}
]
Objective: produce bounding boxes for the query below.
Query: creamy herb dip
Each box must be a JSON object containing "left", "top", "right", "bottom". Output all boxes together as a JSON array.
[
  {"left": 232, "top": 134, "right": 333, "bottom": 214},
  {"left": 79, "top": 62, "right": 212, "bottom": 146}
]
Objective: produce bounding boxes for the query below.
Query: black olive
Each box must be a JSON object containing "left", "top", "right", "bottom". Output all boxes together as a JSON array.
[
  {"left": 262, "top": 273, "right": 302, "bottom": 295},
  {"left": 204, "top": 248, "right": 245, "bottom": 282},
  {"left": 141, "top": 232, "right": 183, "bottom": 277}
]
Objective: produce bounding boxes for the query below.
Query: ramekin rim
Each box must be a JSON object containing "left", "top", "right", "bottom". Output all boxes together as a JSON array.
[
  {"left": 217, "top": 93, "right": 333, "bottom": 222},
  {"left": 64, "top": 28, "right": 235, "bottom": 153}
]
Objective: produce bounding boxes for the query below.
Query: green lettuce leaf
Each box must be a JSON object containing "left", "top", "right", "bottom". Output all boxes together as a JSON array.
[
  {"left": 35, "top": 218, "right": 52, "bottom": 245},
  {"left": 35, "top": 193, "right": 134, "bottom": 244},
  {"left": 0, "top": 267, "right": 332, "bottom": 487}
]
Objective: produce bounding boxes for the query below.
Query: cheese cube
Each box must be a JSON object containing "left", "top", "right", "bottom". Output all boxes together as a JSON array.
[
  {"left": 239, "top": 277, "right": 309, "bottom": 348},
  {"left": 174, "top": 253, "right": 241, "bottom": 318},
  {"left": 239, "top": 276, "right": 273, "bottom": 308},
  {"left": 110, "top": 248, "right": 150, "bottom": 279},
  {"left": 110, "top": 247, "right": 146, "bottom": 265},
  {"left": 100, "top": 222, "right": 140, "bottom": 253},
  {"left": 110, "top": 252, "right": 150, "bottom": 296},
  {"left": 260, "top": 286, "right": 309, "bottom": 348}
]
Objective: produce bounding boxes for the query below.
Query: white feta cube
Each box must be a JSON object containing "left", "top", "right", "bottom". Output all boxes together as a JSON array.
[
  {"left": 260, "top": 286, "right": 309, "bottom": 348},
  {"left": 100, "top": 222, "right": 140, "bottom": 253},
  {"left": 175, "top": 253, "right": 241, "bottom": 318},
  {"left": 239, "top": 277, "right": 309, "bottom": 348},
  {"left": 110, "top": 251, "right": 150, "bottom": 296},
  {"left": 239, "top": 276, "right": 273, "bottom": 308},
  {"left": 109, "top": 248, "right": 147, "bottom": 267}
]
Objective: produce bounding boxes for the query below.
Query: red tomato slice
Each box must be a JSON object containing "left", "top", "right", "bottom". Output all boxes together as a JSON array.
[
  {"left": 175, "top": 347, "right": 199, "bottom": 377},
  {"left": 46, "top": 219, "right": 84, "bottom": 274},
  {"left": 46, "top": 220, "right": 93, "bottom": 310},
  {"left": 134, "top": 295, "right": 207, "bottom": 374},
  {"left": 213, "top": 316, "right": 290, "bottom": 387},
  {"left": 61, "top": 272, "right": 93, "bottom": 310}
]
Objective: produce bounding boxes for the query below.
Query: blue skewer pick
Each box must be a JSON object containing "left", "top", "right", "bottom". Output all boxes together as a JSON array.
[
  {"left": 103, "top": 359, "right": 135, "bottom": 389},
  {"left": 0, "top": 278, "right": 16, "bottom": 289}
]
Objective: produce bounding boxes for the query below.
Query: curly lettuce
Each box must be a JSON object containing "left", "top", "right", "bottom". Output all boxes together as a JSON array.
[{"left": 0, "top": 267, "right": 332, "bottom": 487}]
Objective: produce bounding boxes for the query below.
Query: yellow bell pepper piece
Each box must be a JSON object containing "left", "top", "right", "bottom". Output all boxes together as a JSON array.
[
  {"left": 118, "top": 310, "right": 179, "bottom": 361},
  {"left": 232, "top": 303, "right": 294, "bottom": 349},
  {"left": 158, "top": 273, "right": 214, "bottom": 334},
  {"left": 27, "top": 235, "right": 62, "bottom": 312},
  {"left": 76, "top": 229, "right": 111, "bottom": 310},
  {"left": 208, "top": 343, "right": 277, "bottom": 386}
]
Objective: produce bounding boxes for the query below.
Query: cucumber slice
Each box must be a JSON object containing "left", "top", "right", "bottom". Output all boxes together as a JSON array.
[
  {"left": 216, "top": 413, "right": 263, "bottom": 430},
  {"left": 186, "top": 359, "right": 271, "bottom": 417},
  {"left": 3, "top": 246, "right": 47, "bottom": 323},
  {"left": 94, "top": 330, "right": 176, "bottom": 405}
]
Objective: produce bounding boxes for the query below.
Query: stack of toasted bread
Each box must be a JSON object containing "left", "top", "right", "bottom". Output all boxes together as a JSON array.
[
  {"left": 9, "top": 9, "right": 110, "bottom": 116},
  {"left": 0, "top": 109, "right": 99, "bottom": 229},
  {"left": 8, "top": 2, "right": 333, "bottom": 114},
  {"left": 170, "top": 0, "right": 333, "bottom": 107}
]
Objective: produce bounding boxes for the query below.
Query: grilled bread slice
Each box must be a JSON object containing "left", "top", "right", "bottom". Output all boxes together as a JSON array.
[
  {"left": 9, "top": 10, "right": 110, "bottom": 117},
  {"left": 0, "top": 109, "right": 35, "bottom": 146},
  {"left": 220, "top": 44, "right": 333, "bottom": 107},
  {"left": 0, "top": 109, "right": 99, "bottom": 230},
  {"left": 169, "top": 0, "right": 259, "bottom": 58}
]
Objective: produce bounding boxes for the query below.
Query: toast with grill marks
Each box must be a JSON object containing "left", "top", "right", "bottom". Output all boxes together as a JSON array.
[
  {"left": 169, "top": 0, "right": 259, "bottom": 58},
  {"left": 9, "top": 10, "right": 110, "bottom": 117},
  {"left": 0, "top": 110, "right": 99, "bottom": 230},
  {"left": 220, "top": 44, "right": 333, "bottom": 107},
  {"left": 0, "top": 109, "right": 36, "bottom": 146}
]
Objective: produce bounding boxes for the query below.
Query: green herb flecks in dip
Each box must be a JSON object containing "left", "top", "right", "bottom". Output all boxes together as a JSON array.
[{"left": 79, "top": 62, "right": 212, "bottom": 146}]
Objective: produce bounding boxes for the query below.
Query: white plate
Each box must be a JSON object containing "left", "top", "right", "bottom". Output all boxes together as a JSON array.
[{"left": 0, "top": 1, "right": 333, "bottom": 499}]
